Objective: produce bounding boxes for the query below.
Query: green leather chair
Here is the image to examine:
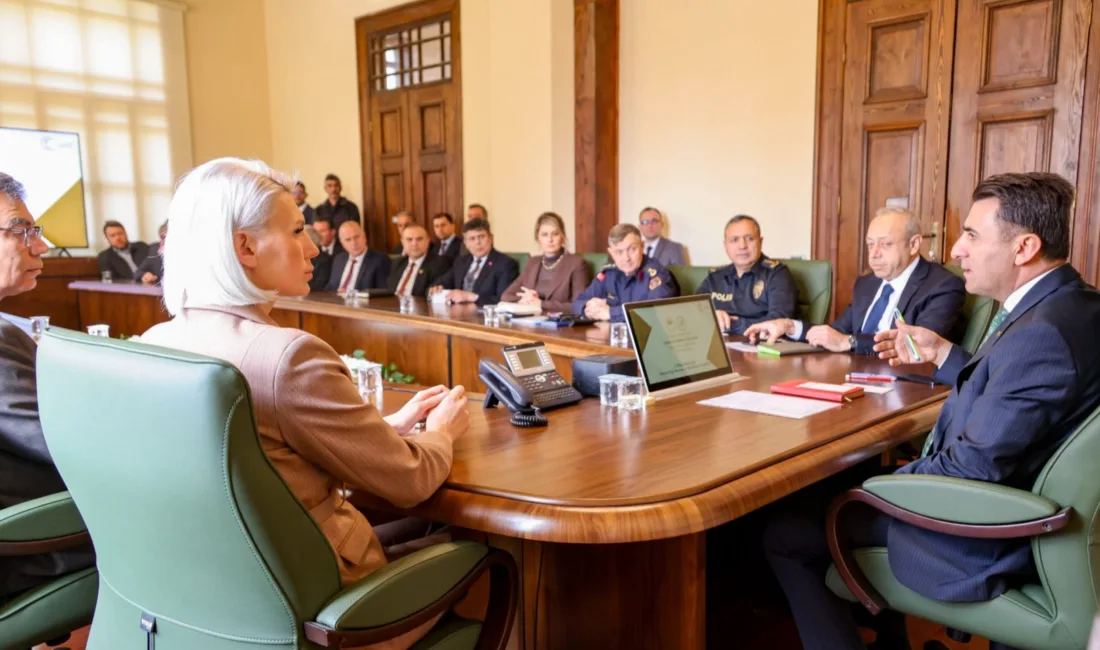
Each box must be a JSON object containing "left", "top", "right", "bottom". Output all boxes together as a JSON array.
[
  {"left": 779, "top": 259, "right": 832, "bottom": 325},
  {"left": 668, "top": 265, "right": 710, "bottom": 296},
  {"left": 35, "top": 330, "right": 517, "bottom": 650},
  {"left": 581, "top": 252, "right": 609, "bottom": 279},
  {"left": 504, "top": 251, "right": 530, "bottom": 270},
  {"left": 826, "top": 403, "right": 1100, "bottom": 650},
  {"left": 946, "top": 264, "right": 998, "bottom": 354},
  {"left": 0, "top": 492, "right": 97, "bottom": 650},
  {"left": 388, "top": 253, "right": 401, "bottom": 263}
]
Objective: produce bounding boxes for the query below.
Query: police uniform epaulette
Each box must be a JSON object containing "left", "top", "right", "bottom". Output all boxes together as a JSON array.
[
  {"left": 711, "top": 264, "right": 732, "bottom": 273},
  {"left": 762, "top": 258, "right": 780, "bottom": 269},
  {"left": 601, "top": 263, "right": 616, "bottom": 270}
]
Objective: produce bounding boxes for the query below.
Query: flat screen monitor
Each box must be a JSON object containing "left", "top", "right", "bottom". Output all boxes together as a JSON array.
[
  {"left": 0, "top": 127, "right": 88, "bottom": 249},
  {"left": 623, "top": 294, "right": 734, "bottom": 393}
]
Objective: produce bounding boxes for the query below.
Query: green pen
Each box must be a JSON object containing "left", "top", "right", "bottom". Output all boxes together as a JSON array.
[
  {"left": 894, "top": 308, "right": 922, "bottom": 362},
  {"left": 757, "top": 344, "right": 781, "bottom": 357}
]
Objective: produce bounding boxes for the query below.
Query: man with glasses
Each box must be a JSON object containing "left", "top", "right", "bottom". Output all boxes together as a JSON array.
[
  {"left": 637, "top": 207, "right": 687, "bottom": 267},
  {"left": 0, "top": 171, "right": 95, "bottom": 601}
]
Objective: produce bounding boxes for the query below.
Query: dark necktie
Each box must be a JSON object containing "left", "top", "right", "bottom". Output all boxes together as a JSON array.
[
  {"left": 463, "top": 257, "right": 483, "bottom": 292},
  {"left": 397, "top": 260, "right": 417, "bottom": 296},
  {"left": 338, "top": 259, "right": 358, "bottom": 293},
  {"left": 646, "top": 244, "right": 654, "bottom": 258},
  {"left": 861, "top": 283, "right": 894, "bottom": 334}
]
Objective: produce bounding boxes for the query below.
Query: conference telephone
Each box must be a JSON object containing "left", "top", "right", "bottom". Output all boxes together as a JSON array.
[{"left": 479, "top": 342, "right": 583, "bottom": 427}]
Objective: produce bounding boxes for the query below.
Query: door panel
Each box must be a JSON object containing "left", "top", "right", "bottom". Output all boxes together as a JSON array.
[
  {"left": 836, "top": 0, "right": 956, "bottom": 315},
  {"left": 370, "top": 91, "right": 412, "bottom": 250},
  {"left": 945, "top": 0, "right": 1091, "bottom": 257}
]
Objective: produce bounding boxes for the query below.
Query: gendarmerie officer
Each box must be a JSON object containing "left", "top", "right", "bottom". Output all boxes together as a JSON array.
[{"left": 573, "top": 223, "right": 679, "bottom": 322}]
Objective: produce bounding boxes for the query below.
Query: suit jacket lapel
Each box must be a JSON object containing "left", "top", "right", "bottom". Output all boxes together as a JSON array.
[
  {"left": 893, "top": 257, "right": 929, "bottom": 319},
  {"left": 472, "top": 252, "right": 492, "bottom": 292}
]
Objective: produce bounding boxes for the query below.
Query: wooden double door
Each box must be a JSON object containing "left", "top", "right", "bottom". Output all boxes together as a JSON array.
[{"left": 817, "top": 0, "right": 1100, "bottom": 314}]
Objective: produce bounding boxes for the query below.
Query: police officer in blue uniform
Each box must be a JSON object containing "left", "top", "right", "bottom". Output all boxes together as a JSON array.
[
  {"left": 697, "top": 215, "right": 797, "bottom": 334},
  {"left": 573, "top": 223, "right": 679, "bottom": 322}
]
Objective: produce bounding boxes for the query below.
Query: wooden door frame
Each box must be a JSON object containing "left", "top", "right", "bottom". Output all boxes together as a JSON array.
[
  {"left": 812, "top": 0, "right": 846, "bottom": 320},
  {"left": 1072, "top": 0, "right": 1100, "bottom": 287},
  {"left": 355, "top": 0, "right": 464, "bottom": 248}
]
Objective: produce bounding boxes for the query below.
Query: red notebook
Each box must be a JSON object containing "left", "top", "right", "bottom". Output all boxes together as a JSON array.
[{"left": 770, "top": 379, "right": 865, "bottom": 403}]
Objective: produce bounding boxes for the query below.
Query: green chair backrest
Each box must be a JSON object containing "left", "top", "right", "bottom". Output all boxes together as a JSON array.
[
  {"left": 388, "top": 253, "right": 401, "bottom": 263},
  {"left": 37, "top": 330, "right": 341, "bottom": 649},
  {"left": 504, "top": 252, "right": 530, "bottom": 269},
  {"left": 668, "top": 265, "right": 711, "bottom": 296},
  {"left": 945, "top": 264, "right": 998, "bottom": 354},
  {"left": 1029, "top": 403, "right": 1100, "bottom": 645},
  {"left": 779, "top": 259, "right": 832, "bottom": 325},
  {"left": 581, "top": 252, "right": 610, "bottom": 279}
]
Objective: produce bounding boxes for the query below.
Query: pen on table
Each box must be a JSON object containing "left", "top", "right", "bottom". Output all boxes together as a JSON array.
[
  {"left": 845, "top": 372, "right": 896, "bottom": 383},
  {"left": 893, "top": 308, "right": 922, "bottom": 362}
]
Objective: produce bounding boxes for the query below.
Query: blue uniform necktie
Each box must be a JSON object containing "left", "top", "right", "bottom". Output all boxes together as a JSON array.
[{"left": 861, "top": 283, "right": 894, "bottom": 334}]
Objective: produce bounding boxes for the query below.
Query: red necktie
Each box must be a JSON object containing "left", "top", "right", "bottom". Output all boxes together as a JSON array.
[
  {"left": 397, "top": 259, "right": 417, "bottom": 296},
  {"left": 339, "top": 259, "right": 358, "bottom": 293}
]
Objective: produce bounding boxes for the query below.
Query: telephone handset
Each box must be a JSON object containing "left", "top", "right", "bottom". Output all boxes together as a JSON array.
[{"left": 479, "top": 342, "right": 584, "bottom": 427}]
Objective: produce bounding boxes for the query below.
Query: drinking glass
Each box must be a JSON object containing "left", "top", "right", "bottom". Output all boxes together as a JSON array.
[
  {"left": 598, "top": 374, "right": 627, "bottom": 407},
  {"left": 496, "top": 311, "right": 512, "bottom": 326},
  {"left": 609, "top": 322, "right": 630, "bottom": 347},
  {"left": 29, "top": 316, "right": 49, "bottom": 342},
  {"left": 617, "top": 377, "right": 646, "bottom": 411},
  {"left": 399, "top": 295, "right": 416, "bottom": 313},
  {"left": 483, "top": 305, "right": 497, "bottom": 326},
  {"left": 101, "top": 271, "right": 113, "bottom": 283},
  {"left": 357, "top": 363, "right": 383, "bottom": 405},
  {"left": 86, "top": 324, "right": 110, "bottom": 337},
  {"left": 344, "top": 289, "right": 360, "bottom": 305}
]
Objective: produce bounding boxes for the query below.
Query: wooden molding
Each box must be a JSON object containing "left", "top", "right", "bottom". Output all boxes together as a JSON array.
[
  {"left": 574, "top": 0, "right": 619, "bottom": 253},
  {"left": 812, "top": 0, "right": 845, "bottom": 320}
]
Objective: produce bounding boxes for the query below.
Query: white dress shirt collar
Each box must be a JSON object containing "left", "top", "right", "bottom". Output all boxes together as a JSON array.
[
  {"left": 1003, "top": 265, "right": 1061, "bottom": 313},
  {"left": 861, "top": 255, "right": 921, "bottom": 333}
]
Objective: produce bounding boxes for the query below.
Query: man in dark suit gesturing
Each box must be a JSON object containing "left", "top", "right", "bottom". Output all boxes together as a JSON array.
[
  {"left": 761, "top": 173, "right": 1100, "bottom": 650},
  {"left": 0, "top": 172, "right": 94, "bottom": 600},
  {"left": 97, "top": 220, "right": 151, "bottom": 281},
  {"left": 428, "top": 217, "right": 518, "bottom": 305},
  {"left": 324, "top": 221, "right": 391, "bottom": 293},
  {"left": 746, "top": 207, "right": 966, "bottom": 353}
]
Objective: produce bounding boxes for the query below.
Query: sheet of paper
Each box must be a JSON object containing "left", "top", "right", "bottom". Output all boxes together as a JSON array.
[
  {"left": 512, "top": 316, "right": 552, "bottom": 326},
  {"left": 842, "top": 382, "right": 894, "bottom": 395},
  {"left": 726, "top": 342, "right": 758, "bottom": 353},
  {"left": 697, "top": 390, "right": 839, "bottom": 419},
  {"left": 430, "top": 290, "right": 451, "bottom": 304},
  {"left": 798, "top": 381, "right": 852, "bottom": 393}
]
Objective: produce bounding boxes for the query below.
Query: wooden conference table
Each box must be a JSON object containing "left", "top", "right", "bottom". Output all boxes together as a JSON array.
[{"left": 70, "top": 282, "right": 949, "bottom": 649}]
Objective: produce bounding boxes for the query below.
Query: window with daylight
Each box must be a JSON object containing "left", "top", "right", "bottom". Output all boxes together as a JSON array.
[
  {"left": 370, "top": 16, "right": 453, "bottom": 91},
  {"left": 0, "top": 0, "right": 193, "bottom": 252}
]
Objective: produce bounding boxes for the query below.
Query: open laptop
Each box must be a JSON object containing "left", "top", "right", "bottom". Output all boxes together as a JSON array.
[{"left": 622, "top": 294, "right": 741, "bottom": 400}]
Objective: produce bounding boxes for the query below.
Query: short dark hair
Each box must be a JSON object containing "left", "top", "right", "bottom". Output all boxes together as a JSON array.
[
  {"left": 324, "top": 174, "right": 341, "bottom": 184},
  {"left": 468, "top": 203, "right": 488, "bottom": 218},
  {"left": 312, "top": 216, "right": 333, "bottom": 228},
  {"left": 639, "top": 206, "right": 662, "bottom": 220},
  {"left": 462, "top": 217, "right": 491, "bottom": 236},
  {"left": 0, "top": 172, "right": 26, "bottom": 201},
  {"left": 103, "top": 220, "right": 125, "bottom": 235},
  {"left": 971, "top": 172, "right": 1073, "bottom": 261},
  {"left": 725, "top": 214, "right": 761, "bottom": 236},
  {"left": 295, "top": 181, "right": 306, "bottom": 191},
  {"left": 432, "top": 212, "right": 454, "bottom": 224}
]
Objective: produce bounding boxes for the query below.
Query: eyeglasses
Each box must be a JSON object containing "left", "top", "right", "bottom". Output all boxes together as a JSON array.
[
  {"left": 640, "top": 219, "right": 660, "bottom": 226},
  {"left": 0, "top": 225, "right": 44, "bottom": 247}
]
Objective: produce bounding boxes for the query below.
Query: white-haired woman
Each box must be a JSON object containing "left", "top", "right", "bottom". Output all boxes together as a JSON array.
[{"left": 140, "top": 158, "right": 469, "bottom": 649}]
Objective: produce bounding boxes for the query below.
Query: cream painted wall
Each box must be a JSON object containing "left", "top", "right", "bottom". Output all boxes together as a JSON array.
[
  {"left": 184, "top": 0, "right": 274, "bottom": 164},
  {"left": 261, "top": 0, "right": 573, "bottom": 255},
  {"left": 620, "top": 0, "right": 819, "bottom": 267}
]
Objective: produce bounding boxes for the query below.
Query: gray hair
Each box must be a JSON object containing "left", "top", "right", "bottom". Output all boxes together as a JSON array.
[
  {"left": 0, "top": 172, "right": 26, "bottom": 202},
  {"left": 161, "top": 158, "right": 296, "bottom": 316},
  {"left": 874, "top": 206, "right": 921, "bottom": 240},
  {"left": 608, "top": 223, "right": 642, "bottom": 246}
]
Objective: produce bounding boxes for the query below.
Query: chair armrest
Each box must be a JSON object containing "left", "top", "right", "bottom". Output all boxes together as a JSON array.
[
  {"left": 862, "top": 475, "right": 1059, "bottom": 524},
  {"left": 315, "top": 541, "right": 487, "bottom": 629},
  {"left": 0, "top": 492, "right": 87, "bottom": 546},
  {"left": 305, "top": 541, "right": 518, "bottom": 649}
]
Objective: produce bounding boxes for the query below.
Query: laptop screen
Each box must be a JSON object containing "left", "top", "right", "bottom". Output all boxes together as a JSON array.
[{"left": 623, "top": 294, "right": 734, "bottom": 393}]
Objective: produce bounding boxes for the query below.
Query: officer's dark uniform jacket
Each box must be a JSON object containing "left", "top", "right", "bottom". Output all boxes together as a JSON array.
[
  {"left": 696, "top": 255, "right": 797, "bottom": 334},
  {"left": 572, "top": 256, "right": 679, "bottom": 322}
]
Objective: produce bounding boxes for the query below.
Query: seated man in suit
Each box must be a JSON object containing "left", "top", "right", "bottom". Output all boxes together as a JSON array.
[
  {"left": 762, "top": 172, "right": 1100, "bottom": 650},
  {"left": 388, "top": 225, "right": 449, "bottom": 298},
  {"left": 324, "top": 221, "right": 390, "bottom": 293},
  {"left": 308, "top": 217, "right": 339, "bottom": 292},
  {"left": 638, "top": 206, "right": 687, "bottom": 267},
  {"left": 134, "top": 221, "right": 167, "bottom": 285},
  {"left": 428, "top": 217, "right": 518, "bottom": 305},
  {"left": 429, "top": 212, "right": 465, "bottom": 264},
  {"left": 698, "top": 214, "right": 797, "bottom": 334},
  {"left": 96, "top": 219, "right": 150, "bottom": 281},
  {"left": 467, "top": 203, "right": 489, "bottom": 222},
  {"left": 573, "top": 223, "right": 679, "bottom": 322},
  {"left": 292, "top": 181, "right": 315, "bottom": 224},
  {"left": 0, "top": 172, "right": 95, "bottom": 601},
  {"left": 390, "top": 211, "right": 414, "bottom": 255},
  {"left": 745, "top": 207, "right": 966, "bottom": 353}
]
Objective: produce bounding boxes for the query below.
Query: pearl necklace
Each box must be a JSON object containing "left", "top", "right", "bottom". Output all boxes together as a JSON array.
[{"left": 541, "top": 252, "right": 565, "bottom": 270}]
